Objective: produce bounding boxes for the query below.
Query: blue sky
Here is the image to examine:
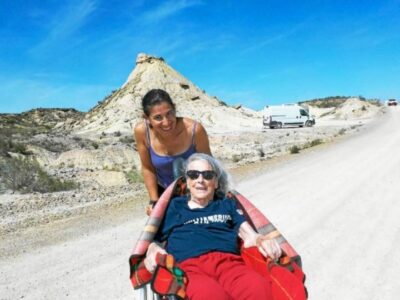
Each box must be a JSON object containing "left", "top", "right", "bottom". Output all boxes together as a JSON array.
[{"left": 1, "top": 0, "right": 399, "bottom": 113}]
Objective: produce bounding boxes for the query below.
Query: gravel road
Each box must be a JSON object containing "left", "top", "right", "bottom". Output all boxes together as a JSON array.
[
  {"left": 237, "top": 107, "right": 400, "bottom": 299},
  {"left": 1, "top": 107, "right": 399, "bottom": 299}
]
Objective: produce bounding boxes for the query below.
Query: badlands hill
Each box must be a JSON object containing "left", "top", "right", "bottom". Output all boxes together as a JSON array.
[{"left": 67, "top": 53, "right": 261, "bottom": 136}]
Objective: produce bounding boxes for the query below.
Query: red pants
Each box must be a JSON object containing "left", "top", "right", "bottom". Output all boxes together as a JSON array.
[{"left": 180, "top": 251, "right": 272, "bottom": 300}]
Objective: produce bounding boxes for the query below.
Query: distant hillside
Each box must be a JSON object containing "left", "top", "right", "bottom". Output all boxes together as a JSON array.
[
  {"left": 299, "top": 96, "right": 381, "bottom": 108},
  {"left": 0, "top": 108, "right": 86, "bottom": 159},
  {"left": 0, "top": 108, "right": 83, "bottom": 137}
]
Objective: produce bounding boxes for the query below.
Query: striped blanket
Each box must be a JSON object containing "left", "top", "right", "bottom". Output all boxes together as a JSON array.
[{"left": 129, "top": 178, "right": 304, "bottom": 298}]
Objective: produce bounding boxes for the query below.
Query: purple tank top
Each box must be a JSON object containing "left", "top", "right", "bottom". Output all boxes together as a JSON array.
[{"left": 146, "top": 121, "right": 197, "bottom": 188}]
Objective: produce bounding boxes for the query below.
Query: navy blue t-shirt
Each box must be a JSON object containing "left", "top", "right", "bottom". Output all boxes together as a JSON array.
[{"left": 155, "top": 196, "right": 246, "bottom": 262}]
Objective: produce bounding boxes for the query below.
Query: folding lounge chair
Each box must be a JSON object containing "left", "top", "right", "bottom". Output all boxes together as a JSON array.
[{"left": 129, "top": 178, "right": 307, "bottom": 300}]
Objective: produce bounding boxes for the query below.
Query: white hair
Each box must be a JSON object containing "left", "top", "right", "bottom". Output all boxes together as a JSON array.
[{"left": 184, "top": 153, "right": 232, "bottom": 196}]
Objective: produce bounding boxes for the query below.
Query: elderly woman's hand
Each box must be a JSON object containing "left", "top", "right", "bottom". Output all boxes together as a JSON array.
[
  {"left": 144, "top": 242, "right": 167, "bottom": 273},
  {"left": 256, "top": 236, "right": 282, "bottom": 261},
  {"left": 239, "top": 222, "right": 283, "bottom": 261}
]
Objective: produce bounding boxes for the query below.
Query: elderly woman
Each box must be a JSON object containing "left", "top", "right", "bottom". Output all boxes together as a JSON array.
[{"left": 144, "top": 153, "right": 282, "bottom": 300}]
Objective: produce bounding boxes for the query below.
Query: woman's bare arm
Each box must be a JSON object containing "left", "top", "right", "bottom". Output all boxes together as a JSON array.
[
  {"left": 194, "top": 122, "right": 212, "bottom": 155},
  {"left": 134, "top": 123, "right": 159, "bottom": 201}
]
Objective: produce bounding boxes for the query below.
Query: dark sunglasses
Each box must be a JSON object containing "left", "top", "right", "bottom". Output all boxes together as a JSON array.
[{"left": 186, "top": 170, "right": 216, "bottom": 180}]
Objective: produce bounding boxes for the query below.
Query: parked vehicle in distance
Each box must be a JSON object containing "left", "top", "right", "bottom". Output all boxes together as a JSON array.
[
  {"left": 263, "top": 104, "right": 315, "bottom": 129},
  {"left": 386, "top": 99, "right": 398, "bottom": 106}
]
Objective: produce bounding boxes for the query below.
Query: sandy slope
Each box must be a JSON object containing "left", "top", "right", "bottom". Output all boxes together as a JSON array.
[{"left": 1, "top": 107, "right": 399, "bottom": 299}]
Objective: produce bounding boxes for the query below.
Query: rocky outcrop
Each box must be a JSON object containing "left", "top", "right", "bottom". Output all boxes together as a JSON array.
[{"left": 68, "top": 53, "right": 262, "bottom": 136}]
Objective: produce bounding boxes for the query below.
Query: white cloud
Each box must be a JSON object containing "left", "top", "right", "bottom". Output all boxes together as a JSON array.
[
  {"left": 139, "top": 0, "right": 204, "bottom": 25},
  {"left": 30, "top": 0, "right": 97, "bottom": 55},
  {"left": 242, "top": 22, "right": 308, "bottom": 54}
]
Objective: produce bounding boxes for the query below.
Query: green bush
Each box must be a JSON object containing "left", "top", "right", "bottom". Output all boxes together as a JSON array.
[
  {"left": 33, "top": 168, "right": 78, "bottom": 193},
  {"left": 289, "top": 145, "right": 300, "bottom": 154},
  {"left": 232, "top": 154, "right": 242, "bottom": 163},
  {"left": 309, "top": 139, "right": 323, "bottom": 147},
  {"left": 257, "top": 147, "right": 265, "bottom": 158},
  {"left": 119, "top": 136, "right": 135, "bottom": 144},
  {"left": 103, "top": 165, "right": 120, "bottom": 172},
  {"left": 0, "top": 157, "right": 36, "bottom": 192},
  {"left": 125, "top": 168, "right": 143, "bottom": 184},
  {"left": 0, "top": 157, "right": 78, "bottom": 193},
  {"left": 0, "top": 139, "right": 32, "bottom": 156},
  {"left": 338, "top": 128, "right": 346, "bottom": 135}
]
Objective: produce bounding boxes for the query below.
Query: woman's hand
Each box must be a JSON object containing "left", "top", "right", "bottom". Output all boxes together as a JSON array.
[
  {"left": 145, "top": 204, "right": 153, "bottom": 216},
  {"left": 144, "top": 242, "right": 167, "bottom": 273},
  {"left": 256, "top": 235, "right": 282, "bottom": 261},
  {"left": 239, "top": 221, "right": 282, "bottom": 261},
  {"left": 146, "top": 200, "right": 157, "bottom": 216}
]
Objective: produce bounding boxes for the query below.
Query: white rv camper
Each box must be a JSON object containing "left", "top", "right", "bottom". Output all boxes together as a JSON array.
[{"left": 263, "top": 104, "right": 315, "bottom": 129}]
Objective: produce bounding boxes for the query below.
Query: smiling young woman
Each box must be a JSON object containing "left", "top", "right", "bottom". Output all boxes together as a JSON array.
[{"left": 133, "top": 89, "right": 212, "bottom": 215}]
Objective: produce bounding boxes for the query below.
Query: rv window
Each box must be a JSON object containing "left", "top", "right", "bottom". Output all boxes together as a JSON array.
[{"left": 300, "top": 109, "right": 308, "bottom": 116}]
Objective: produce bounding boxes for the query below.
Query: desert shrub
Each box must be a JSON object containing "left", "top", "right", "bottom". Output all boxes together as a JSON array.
[
  {"left": 0, "top": 139, "right": 32, "bottom": 156},
  {"left": 114, "top": 131, "right": 121, "bottom": 137},
  {"left": 30, "top": 139, "right": 66, "bottom": 153},
  {"left": 0, "top": 157, "right": 36, "bottom": 192},
  {"left": 308, "top": 139, "right": 323, "bottom": 147},
  {"left": 125, "top": 168, "right": 143, "bottom": 184},
  {"left": 103, "top": 165, "right": 120, "bottom": 172},
  {"left": 0, "top": 157, "right": 78, "bottom": 193},
  {"left": 12, "top": 143, "right": 31, "bottom": 155},
  {"left": 119, "top": 136, "right": 134, "bottom": 144},
  {"left": 289, "top": 145, "right": 300, "bottom": 154},
  {"left": 257, "top": 147, "right": 265, "bottom": 158},
  {"left": 0, "top": 139, "right": 11, "bottom": 156},
  {"left": 32, "top": 169, "right": 78, "bottom": 193},
  {"left": 338, "top": 128, "right": 347, "bottom": 135},
  {"left": 92, "top": 142, "right": 99, "bottom": 149},
  {"left": 232, "top": 154, "right": 242, "bottom": 163}
]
